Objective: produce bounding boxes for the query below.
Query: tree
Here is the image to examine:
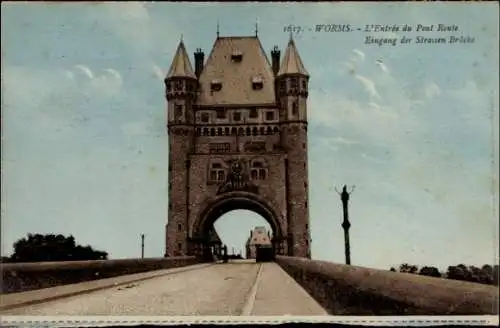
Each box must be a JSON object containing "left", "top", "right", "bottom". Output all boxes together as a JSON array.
[
  {"left": 394, "top": 262, "right": 498, "bottom": 285},
  {"left": 399, "top": 263, "right": 411, "bottom": 273},
  {"left": 10, "top": 233, "right": 108, "bottom": 263},
  {"left": 492, "top": 265, "right": 499, "bottom": 286},
  {"left": 477, "top": 264, "right": 496, "bottom": 285},
  {"left": 447, "top": 264, "right": 478, "bottom": 282},
  {"left": 1, "top": 256, "right": 13, "bottom": 263},
  {"left": 419, "top": 266, "right": 442, "bottom": 278},
  {"left": 446, "top": 265, "right": 467, "bottom": 281},
  {"left": 399, "top": 263, "right": 418, "bottom": 274}
]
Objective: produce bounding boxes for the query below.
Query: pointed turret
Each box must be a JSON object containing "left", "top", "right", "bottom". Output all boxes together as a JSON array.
[
  {"left": 275, "top": 36, "right": 309, "bottom": 122},
  {"left": 164, "top": 39, "right": 197, "bottom": 123},
  {"left": 164, "top": 39, "right": 198, "bottom": 258},
  {"left": 277, "top": 37, "right": 309, "bottom": 77},
  {"left": 167, "top": 40, "right": 196, "bottom": 79},
  {"left": 275, "top": 36, "right": 311, "bottom": 259}
]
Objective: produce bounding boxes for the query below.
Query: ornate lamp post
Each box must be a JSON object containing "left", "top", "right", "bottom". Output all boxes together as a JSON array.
[
  {"left": 140, "top": 234, "right": 145, "bottom": 259},
  {"left": 336, "top": 185, "right": 355, "bottom": 265}
]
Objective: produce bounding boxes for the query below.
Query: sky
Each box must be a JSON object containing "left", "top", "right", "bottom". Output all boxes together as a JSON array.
[{"left": 1, "top": 2, "right": 499, "bottom": 271}]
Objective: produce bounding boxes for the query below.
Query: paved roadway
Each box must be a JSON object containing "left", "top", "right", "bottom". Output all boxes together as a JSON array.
[{"left": 1, "top": 260, "right": 327, "bottom": 316}]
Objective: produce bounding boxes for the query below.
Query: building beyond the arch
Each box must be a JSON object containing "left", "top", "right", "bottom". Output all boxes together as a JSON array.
[
  {"left": 245, "top": 226, "right": 272, "bottom": 259},
  {"left": 164, "top": 32, "right": 311, "bottom": 259}
]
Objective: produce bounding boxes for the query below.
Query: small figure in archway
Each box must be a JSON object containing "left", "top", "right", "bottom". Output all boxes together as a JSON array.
[{"left": 231, "top": 160, "right": 243, "bottom": 188}]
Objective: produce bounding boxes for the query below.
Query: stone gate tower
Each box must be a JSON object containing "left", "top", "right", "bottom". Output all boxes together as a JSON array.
[{"left": 164, "top": 33, "right": 311, "bottom": 259}]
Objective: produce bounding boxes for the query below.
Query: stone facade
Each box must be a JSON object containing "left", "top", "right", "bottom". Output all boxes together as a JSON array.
[
  {"left": 164, "top": 33, "right": 311, "bottom": 258},
  {"left": 245, "top": 226, "right": 272, "bottom": 259}
]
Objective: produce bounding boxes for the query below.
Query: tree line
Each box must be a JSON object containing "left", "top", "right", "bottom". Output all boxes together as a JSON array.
[
  {"left": 1, "top": 233, "right": 108, "bottom": 263},
  {"left": 390, "top": 263, "right": 499, "bottom": 286}
]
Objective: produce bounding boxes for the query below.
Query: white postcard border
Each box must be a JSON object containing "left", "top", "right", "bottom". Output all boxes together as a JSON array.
[{"left": 0, "top": 315, "right": 498, "bottom": 326}]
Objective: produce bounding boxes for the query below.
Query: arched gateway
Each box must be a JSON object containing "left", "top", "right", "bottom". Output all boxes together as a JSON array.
[{"left": 164, "top": 33, "right": 311, "bottom": 259}]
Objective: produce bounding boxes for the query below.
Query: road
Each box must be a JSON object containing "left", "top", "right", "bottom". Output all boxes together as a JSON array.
[{"left": 1, "top": 260, "right": 327, "bottom": 316}]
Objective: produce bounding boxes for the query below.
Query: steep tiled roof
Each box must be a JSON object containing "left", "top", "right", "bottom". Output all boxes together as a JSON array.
[
  {"left": 196, "top": 36, "right": 275, "bottom": 106},
  {"left": 167, "top": 40, "right": 196, "bottom": 79},
  {"left": 246, "top": 226, "right": 272, "bottom": 246},
  {"left": 277, "top": 38, "right": 309, "bottom": 77}
]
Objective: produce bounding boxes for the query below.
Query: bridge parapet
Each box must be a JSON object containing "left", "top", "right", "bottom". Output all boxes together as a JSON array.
[
  {"left": 1, "top": 256, "right": 202, "bottom": 294},
  {"left": 275, "top": 256, "right": 499, "bottom": 315}
]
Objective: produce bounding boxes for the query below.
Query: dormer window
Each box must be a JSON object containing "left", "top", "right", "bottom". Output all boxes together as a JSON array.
[
  {"left": 211, "top": 79, "right": 222, "bottom": 92},
  {"left": 279, "top": 81, "right": 286, "bottom": 93},
  {"left": 252, "top": 76, "right": 263, "bottom": 90},
  {"left": 231, "top": 50, "right": 243, "bottom": 62}
]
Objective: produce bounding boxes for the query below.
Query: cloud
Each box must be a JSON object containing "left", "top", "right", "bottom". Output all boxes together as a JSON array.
[
  {"left": 3, "top": 65, "right": 127, "bottom": 133},
  {"left": 311, "top": 49, "right": 449, "bottom": 165},
  {"left": 448, "top": 81, "right": 488, "bottom": 109},
  {"left": 104, "top": 68, "right": 122, "bottom": 82},
  {"left": 152, "top": 65, "right": 165, "bottom": 80},
  {"left": 339, "top": 61, "right": 356, "bottom": 76},
  {"left": 331, "top": 137, "right": 360, "bottom": 146},
  {"left": 63, "top": 70, "right": 75, "bottom": 80},
  {"left": 361, "top": 152, "right": 387, "bottom": 164},
  {"left": 74, "top": 65, "right": 94, "bottom": 80},
  {"left": 89, "top": 69, "right": 123, "bottom": 95},
  {"left": 73, "top": 66, "right": 123, "bottom": 91},
  {"left": 339, "top": 49, "right": 366, "bottom": 76},
  {"left": 425, "top": 82, "right": 441, "bottom": 99},
  {"left": 376, "top": 59, "right": 390, "bottom": 74},
  {"left": 310, "top": 91, "right": 404, "bottom": 151},
  {"left": 352, "top": 49, "right": 365, "bottom": 62},
  {"left": 72, "top": 66, "right": 122, "bottom": 88},
  {"left": 308, "top": 64, "right": 495, "bottom": 266},
  {"left": 354, "top": 74, "right": 381, "bottom": 100}
]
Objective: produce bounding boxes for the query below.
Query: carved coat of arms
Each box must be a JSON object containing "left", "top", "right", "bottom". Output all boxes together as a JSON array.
[{"left": 217, "top": 159, "right": 259, "bottom": 195}]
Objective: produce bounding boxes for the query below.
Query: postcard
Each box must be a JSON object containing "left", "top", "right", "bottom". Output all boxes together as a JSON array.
[{"left": 1, "top": 1, "right": 498, "bottom": 326}]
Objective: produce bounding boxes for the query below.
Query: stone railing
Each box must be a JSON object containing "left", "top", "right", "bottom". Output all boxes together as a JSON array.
[
  {"left": 275, "top": 256, "right": 499, "bottom": 315},
  {"left": 1, "top": 256, "right": 201, "bottom": 294}
]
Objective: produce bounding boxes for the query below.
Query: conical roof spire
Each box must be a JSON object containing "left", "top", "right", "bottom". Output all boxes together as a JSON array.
[
  {"left": 166, "top": 39, "right": 196, "bottom": 79},
  {"left": 277, "top": 37, "right": 309, "bottom": 77}
]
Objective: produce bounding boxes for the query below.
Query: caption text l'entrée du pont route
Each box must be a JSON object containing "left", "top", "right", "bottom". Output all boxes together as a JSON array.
[{"left": 284, "top": 24, "right": 476, "bottom": 46}]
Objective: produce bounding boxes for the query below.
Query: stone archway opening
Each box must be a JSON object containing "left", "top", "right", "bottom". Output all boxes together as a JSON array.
[
  {"left": 188, "top": 194, "right": 287, "bottom": 260},
  {"left": 214, "top": 209, "right": 272, "bottom": 259}
]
